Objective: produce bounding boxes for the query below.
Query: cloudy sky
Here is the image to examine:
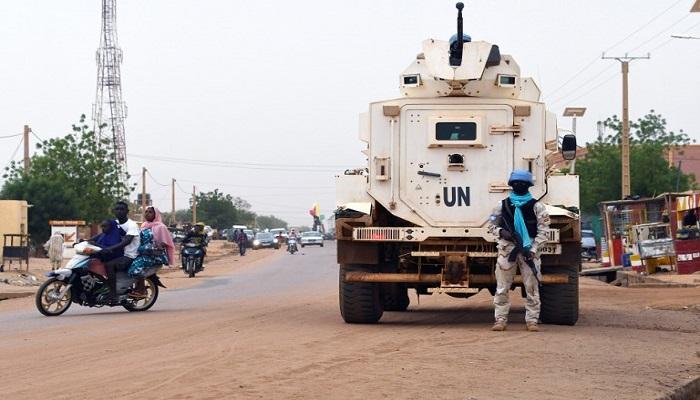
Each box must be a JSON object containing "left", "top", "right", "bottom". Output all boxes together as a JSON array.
[{"left": 1, "top": 0, "right": 699, "bottom": 226}]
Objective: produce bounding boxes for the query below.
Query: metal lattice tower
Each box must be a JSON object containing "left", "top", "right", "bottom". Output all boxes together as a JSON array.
[{"left": 93, "top": 0, "right": 128, "bottom": 182}]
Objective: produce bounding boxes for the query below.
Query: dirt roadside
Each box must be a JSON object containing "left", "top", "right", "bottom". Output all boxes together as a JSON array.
[
  {"left": 0, "top": 241, "right": 282, "bottom": 311},
  {"left": 1, "top": 246, "right": 699, "bottom": 400}
]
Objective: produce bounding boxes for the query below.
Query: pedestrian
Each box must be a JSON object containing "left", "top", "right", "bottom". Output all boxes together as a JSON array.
[
  {"left": 489, "top": 169, "right": 550, "bottom": 332},
  {"left": 44, "top": 232, "right": 64, "bottom": 270},
  {"left": 682, "top": 209, "right": 698, "bottom": 227},
  {"left": 237, "top": 229, "right": 247, "bottom": 256}
]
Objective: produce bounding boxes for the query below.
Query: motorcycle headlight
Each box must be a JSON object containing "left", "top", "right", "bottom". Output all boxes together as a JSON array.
[
  {"left": 253, "top": 240, "right": 260, "bottom": 246},
  {"left": 273, "top": 239, "right": 278, "bottom": 243}
]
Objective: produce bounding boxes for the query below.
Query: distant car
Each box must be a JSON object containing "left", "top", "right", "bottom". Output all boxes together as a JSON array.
[
  {"left": 270, "top": 228, "right": 288, "bottom": 243},
  {"left": 300, "top": 231, "right": 324, "bottom": 248},
  {"left": 170, "top": 228, "right": 187, "bottom": 243},
  {"left": 323, "top": 231, "right": 336, "bottom": 240},
  {"left": 243, "top": 229, "right": 255, "bottom": 246},
  {"left": 253, "top": 232, "right": 279, "bottom": 250}
]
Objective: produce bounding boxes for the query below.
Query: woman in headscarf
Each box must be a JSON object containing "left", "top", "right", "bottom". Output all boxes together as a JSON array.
[
  {"left": 140, "top": 207, "right": 175, "bottom": 265},
  {"left": 128, "top": 207, "right": 175, "bottom": 297}
]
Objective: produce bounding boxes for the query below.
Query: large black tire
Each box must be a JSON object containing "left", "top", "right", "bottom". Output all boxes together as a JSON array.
[
  {"left": 382, "top": 283, "right": 410, "bottom": 311},
  {"left": 539, "top": 264, "right": 579, "bottom": 325},
  {"left": 187, "top": 258, "right": 196, "bottom": 278},
  {"left": 339, "top": 264, "right": 383, "bottom": 323}
]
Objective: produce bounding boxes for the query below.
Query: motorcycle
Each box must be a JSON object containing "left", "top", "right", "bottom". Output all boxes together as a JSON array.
[
  {"left": 35, "top": 242, "right": 164, "bottom": 316},
  {"left": 581, "top": 246, "right": 597, "bottom": 261},
  {"left": 181, "top": 243, "right": 205, "bottom": 278},
  {"left": 287, "top": 238, "right": 298, "bottom": 255}
]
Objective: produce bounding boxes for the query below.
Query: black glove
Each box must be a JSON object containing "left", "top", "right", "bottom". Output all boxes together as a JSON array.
[{"left": 499, "top": 229, "right": 513, "bottom": 241}]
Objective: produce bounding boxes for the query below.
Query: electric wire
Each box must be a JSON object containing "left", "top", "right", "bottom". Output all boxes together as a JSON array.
[
  {"left": 0, "top": 133, "right": 23, "bottom": 139},
  {"left": 128, "top": 153, "right": 351, "bottom": 172},
  {"left": 177, "top": 178, "right": 334, "bottom": 191},
  {"left": 555, "top": 71, "right": 620, "bottom": 108},
  {"left": 548, "top": 65, "right": 616, "bottom": 106},
  {"left": 30, "top": 130, "right": 45, "bottom": 143},
  {"left": 545, "top": 0, "right": 686, "bottom": 101},
  {"left": 3, "top": 137, "right": 24, "bottom": 170},
  {"left": 146, "top": 169, "right": 169, "bottom": 186},
  {"left": 553, "top": 17, "right": 700, "bottom": 107},
  {"left": 627, "top": 13, "right": 692, "bottom": 54},
  {"left": 175, "top": 181, "right": 192, "bottom": 195},
  {"left": 604, "top": 0, "right": 685, "bottom": 53}
]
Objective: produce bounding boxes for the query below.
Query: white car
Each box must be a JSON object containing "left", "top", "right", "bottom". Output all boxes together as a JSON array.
[{"left": 300, "top": 231, "right": 324, "bottom": 248}]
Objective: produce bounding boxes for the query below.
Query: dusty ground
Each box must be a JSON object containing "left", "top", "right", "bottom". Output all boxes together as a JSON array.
[{"left": 1, "top": 243, "right": 699, "bottom": 400}]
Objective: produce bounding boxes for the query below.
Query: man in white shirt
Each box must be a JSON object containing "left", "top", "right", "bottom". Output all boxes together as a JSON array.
[{"left": 97, "top": 201, "right": 141, "bottom": 304}]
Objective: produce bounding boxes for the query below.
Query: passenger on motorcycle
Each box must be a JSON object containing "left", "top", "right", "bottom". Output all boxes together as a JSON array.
[
  {"left": 94, "top": 201, "right": 141, "bottom": 305},
  {"left": 89, "top": 219, "right": 124, "bottom": 262},
  {"left": 128, "top": 207, "right": 176, "bottom": 297}
]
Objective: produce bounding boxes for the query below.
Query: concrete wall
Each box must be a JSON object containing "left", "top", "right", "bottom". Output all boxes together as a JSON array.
[{"left": 0, "top": 200, "right": 29, "bottom": 264}]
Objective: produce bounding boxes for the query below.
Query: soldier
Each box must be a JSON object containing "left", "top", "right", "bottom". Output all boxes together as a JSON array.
[{"left": 489, "top": 169, "right": 550, "bottom": 332}]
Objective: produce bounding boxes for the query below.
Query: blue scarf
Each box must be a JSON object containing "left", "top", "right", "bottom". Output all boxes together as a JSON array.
[{"left": 508, "top": 192, "right": 533, "bottom": 250}]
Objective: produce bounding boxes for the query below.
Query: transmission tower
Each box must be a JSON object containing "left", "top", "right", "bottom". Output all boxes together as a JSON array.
[{"left": 93, "top": 0, "right": 128, "bottom": 183}]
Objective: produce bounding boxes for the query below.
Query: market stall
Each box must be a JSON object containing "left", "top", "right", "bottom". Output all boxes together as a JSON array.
[{"left": 600, "top": 191, "right": 700, "bottom": 274}]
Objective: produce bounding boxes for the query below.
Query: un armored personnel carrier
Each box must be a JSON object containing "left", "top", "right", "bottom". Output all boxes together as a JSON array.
[{"left": 335, "top": 3, "right": 580, "bottom": 325}]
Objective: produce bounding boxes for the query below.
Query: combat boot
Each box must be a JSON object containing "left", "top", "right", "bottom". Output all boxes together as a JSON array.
[
  {"left": 526, "top": 322, "right": 539, "bottom": 332},
  {"left": 491, "top": 321, "right": 507, "bottom": 331}
]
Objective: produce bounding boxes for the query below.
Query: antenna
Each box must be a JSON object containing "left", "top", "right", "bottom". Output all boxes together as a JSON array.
[
  {"left": 449, "top": 2, "right": 465, "bottom": 67},
  {"left": 93, "top": 0, "right": 128, "bottom": 185}
]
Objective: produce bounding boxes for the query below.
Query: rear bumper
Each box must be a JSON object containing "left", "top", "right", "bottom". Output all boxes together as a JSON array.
[{"left": 344, "top": 272, "right": 571, "bottom": 285}]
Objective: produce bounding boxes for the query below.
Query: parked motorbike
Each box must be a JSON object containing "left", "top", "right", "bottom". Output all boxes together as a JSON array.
[
  {"left": 287, "top": 238, "right": 298, "bottom": 255},
  {"left": 181, "top": 243, "right": 205, "bottom": 278},
  {"left": 35, "top": 242, "right": 164, "bottom": 316},
  {"left": 581, "top": 246, "right": 597, "bottom": 261}
]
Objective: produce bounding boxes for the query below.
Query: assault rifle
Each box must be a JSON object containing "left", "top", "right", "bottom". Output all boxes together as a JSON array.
[{"left": 500, "top": 207, "right": 542, "bottom": 287}]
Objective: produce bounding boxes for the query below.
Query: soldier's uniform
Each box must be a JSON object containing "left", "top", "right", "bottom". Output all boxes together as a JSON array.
[{"left": 489, "top": 197, "right": 550, "bottom": 325}]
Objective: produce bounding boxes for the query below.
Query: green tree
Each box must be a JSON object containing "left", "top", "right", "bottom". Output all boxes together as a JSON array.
[
  {"left": 194, "top": 189, "right": 237, "bottom": 229},
  {"left": 1, "top": 115, "right": 130, "bottom": 243},
  {"left": 256, "top": 215, "right": 288, "bottom": 230},
  {"left": 577, "top": 110, "right": 695, "bottom": 214},
  {"left": 0, "top": 176, "right": 80, "bottom": 243}
]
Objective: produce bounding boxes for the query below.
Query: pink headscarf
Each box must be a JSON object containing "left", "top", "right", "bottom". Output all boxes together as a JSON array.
[{"left": 142, "top": 207, "right": 175, "bottom": 265}]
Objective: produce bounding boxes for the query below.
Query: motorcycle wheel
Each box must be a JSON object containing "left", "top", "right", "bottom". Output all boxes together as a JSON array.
[
  {"left": 187, "top": 259, "right": 196, "bottom": 278},
  {"left": 35, "top": 278, "right": 72, "bottom": 316},
  {"left": 123, "top": 277, "right": 159, "bottom": 312}
]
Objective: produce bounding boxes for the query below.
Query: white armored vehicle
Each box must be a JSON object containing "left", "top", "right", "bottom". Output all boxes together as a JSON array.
[{"left": 336, "top": 3, "right": 580, "bottom": 325}]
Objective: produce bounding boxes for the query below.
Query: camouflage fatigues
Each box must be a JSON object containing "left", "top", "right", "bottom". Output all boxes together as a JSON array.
[{"left": 488, "top": 201, "right": 550, "bottom": 323}]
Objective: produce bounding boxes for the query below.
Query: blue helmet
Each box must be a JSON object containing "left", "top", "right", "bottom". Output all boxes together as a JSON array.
[
  {"left": 449, "top": 33, "right": 472, "bottom": 45},
  {"left": 508, "top": 169, "right": 534, "bottom": 186}
]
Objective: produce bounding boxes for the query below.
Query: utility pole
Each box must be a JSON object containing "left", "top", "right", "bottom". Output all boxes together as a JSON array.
[
  {"left": 192, "top": 185, "right": 197, "bottom": 225},
  {"left": 141, "top": 167, "right": 147, "bottom": 215},
  {"left": 602, "top": 53, "right": 650, "bottom": 199},
  {"left": 23, "top": 125, "right": 30, "bottom": 174},
  {"left": 171, "top": 178, "right": 176, "bottom": 226}
]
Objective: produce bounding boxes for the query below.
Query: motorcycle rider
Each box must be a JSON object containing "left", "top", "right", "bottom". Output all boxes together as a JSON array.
[
  {"left": 182, "top": 222, "right": 208, "bottom": 267},
  {"left": 96, "top": 201, "right": 141, "bottom": 304},
  {"left": 287, "top": 228, "right": 299, "bottom": 252}
]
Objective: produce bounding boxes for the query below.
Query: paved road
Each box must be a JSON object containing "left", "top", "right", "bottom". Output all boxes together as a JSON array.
[
  {"left": 0, "top": 243, "right": 335, "bottom": 333},
  {"left": 2, "top": 242, "right": 699, "bottom": 400}
]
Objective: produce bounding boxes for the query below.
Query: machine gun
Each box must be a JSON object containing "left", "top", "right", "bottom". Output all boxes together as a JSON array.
[
  {"left": 449, "top": 2, "right": 465, "bottom": 66},
  {"left": 499, "top": 208, "right": 542, "bottom": 287}
]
